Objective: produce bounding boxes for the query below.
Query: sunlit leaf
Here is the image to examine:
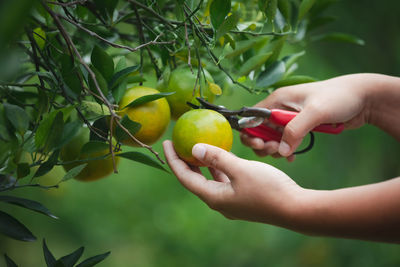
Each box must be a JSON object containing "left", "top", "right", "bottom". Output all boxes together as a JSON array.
[
  {"left": 238, "top": 52, "right": 273, "bottom": 76},
  {"left": 121, "top": 92, "right": 175, "bottom": 109}
]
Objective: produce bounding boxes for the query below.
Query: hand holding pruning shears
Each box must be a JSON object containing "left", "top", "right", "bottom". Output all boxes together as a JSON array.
[{"left": 164, "top": 73, "right": 400, "bottom": 243}]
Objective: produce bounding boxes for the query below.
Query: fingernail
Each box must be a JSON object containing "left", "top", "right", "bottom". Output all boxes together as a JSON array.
[
  {"left": 279, "top": 141, "right": 291, "bottom": 156},
  {"left": 192, "top": 144, "right": 206, "bottom": 159}
]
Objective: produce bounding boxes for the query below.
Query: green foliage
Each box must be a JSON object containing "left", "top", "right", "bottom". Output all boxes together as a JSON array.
[{"left": 0, "top": 0, "right": 366, "bottom": 264}]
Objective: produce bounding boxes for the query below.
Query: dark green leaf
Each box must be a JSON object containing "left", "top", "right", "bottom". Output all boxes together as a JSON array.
[
  {"left": 210, "top": 0, "right": 231, "bottom": 30},
  {"left": 308, "top": 16, "right": 336, "bottom": 31},
  {"left": 3, "top": 103, "right": 29, "bottom": 135},
  {"left": 80, "top": 141, "right": 109, "bottom": 155},
  {"left": 4, "top": 254, "right": 18, "bottom": 267},
  {"left": 60, "top": 164, "right": 87, "bottom": 183},
  {"left": 57, "top": 247, "right": 84, "bottom": 267},
  {"left": 117, "top": 152, "right": 167, "bottom": 172},
  {"left": 267, "top": 0, "right": 278, "bottom": 23},
  {"left": 76, "top": 251, "right": 111, "bottom": 267},
  {"left": 57, "top": 121, "right": 82, "bottom": 149},
  {"left": 17, "top": 163, "right": 30, "bottom": 179},
  {"left": 0, "top": 210, "right": 36, "bottom": 241},
  {"left": 44, "top": 112, "right": 65, "bottom": 153},
  {"left": 91, "top": 45, "right": 114, "bottom": 82},
  {"left": 115, "top": 115, "right": 141, "bottom": 142},
  {"left": 311, "top": 32, "right": 365, "bottom": 45},
  {"left": 237, "top": 52, "right": 273, "bottom": 76},
  {"left": 34, "top": 150, "right": 60, "bottom": 178},
  {"left": 36, "top": 110, "right": 69, "bottom": 151},
  {"left": 0, "top": 195, "right": 58, "bottom": 219},
  {"left": 298, "top": 0, "right": 316, "bottom": 21},
  {"left": 121, "top": 92, "right": 175, "bottom": 109},
  {"left": 90, "top": 117, "right": 109, "bottom": 142},
  {"left": 278, "top": 0, "right": 291, "bottom": 22},
  {"left": 256, "top": 60, "right": 286, "bottom": 88},
  {"left": 88, "top": 66, "right": 109, "bottom": 98},
  {"left": 43, "top": 239, "right": 57, "bottom": 267},
  {"left": 109, "top": 65, "right": 140, "bottom": 89},
  {"left": 216, "top": 12, "right": 239, "bottom": 40}
]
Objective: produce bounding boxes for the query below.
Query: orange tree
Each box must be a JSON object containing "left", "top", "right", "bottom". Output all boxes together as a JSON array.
[{"left": 0, "top": 0, "right": 363, "bottom": 265}]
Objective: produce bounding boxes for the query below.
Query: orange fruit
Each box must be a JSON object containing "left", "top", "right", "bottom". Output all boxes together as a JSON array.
[
  {"left": 172, "top": 109, "right": 233, "bottom": 166},
  {"left": 158, "top": 66, "right": 216, "bottom": 120},
  {"left": 60, "top": 127, "right": 120, "bottom": 182},
  {"left": 118, "top": 86, "right": 170, "bottom": 146}
]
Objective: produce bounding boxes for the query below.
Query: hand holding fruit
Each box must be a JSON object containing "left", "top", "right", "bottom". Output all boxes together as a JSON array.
[{"left": 163, "top": 141, "right": 301, "bottom": 225}]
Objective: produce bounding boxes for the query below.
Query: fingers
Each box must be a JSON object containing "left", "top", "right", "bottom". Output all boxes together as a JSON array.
[
  {"left": 192, "top": 143, "right": 244, "bottom": 179},
  {"left": 208, "top": 167, "right": 230, "bottom": 183},
  {"left": 163, "top": 140, "right": 233, "bottom": 204}
]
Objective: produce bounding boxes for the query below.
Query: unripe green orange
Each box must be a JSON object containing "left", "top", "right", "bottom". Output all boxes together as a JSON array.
[{"left": 172, "top": 109, "right": 233, "bottom": 166}]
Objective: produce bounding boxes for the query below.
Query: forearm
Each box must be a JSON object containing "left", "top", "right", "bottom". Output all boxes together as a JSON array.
[
  {"left": 365, "top": 74, "right": 400, "bottom": 140},
  {"left": 288, "top": 177, "right": 400, "bottom": 243}
]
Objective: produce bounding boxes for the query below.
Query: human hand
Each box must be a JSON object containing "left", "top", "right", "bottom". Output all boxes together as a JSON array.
[
  {"left": 163, "top": 140, "right": 302, "bottom": 225},
  {"left": 241, "top": 74, "right": 374, "bottom": 159}
]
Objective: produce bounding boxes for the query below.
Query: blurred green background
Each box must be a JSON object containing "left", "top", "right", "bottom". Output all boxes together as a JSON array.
[{"left": 1, "top": 1, "right": 400, "bottom": 266}]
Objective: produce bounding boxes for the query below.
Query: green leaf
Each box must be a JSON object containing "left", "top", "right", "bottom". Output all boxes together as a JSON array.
[
  {"left": 267, "top": 0, "right": 278, "bottom": 23},
  {"left": 216, "top": 12, "right": 239, "bottom": 40},
  {"left": 17, "top": 162, "right": 30, "bottom": 179},
  {"left": 298, "top": 0, "right": 316, "bottom": 21},
  {"left": 237, "top": 52, "right": 273, "bottom": 76},
  {"left": 43, "top": 112, "right": 65, "bottom": 153},
  {"left": 34, "top": 150, "right": 60, "bottom": 178},
  {"left": 256, "top": 60, "right": 286, "bottom": 88},
  {"left": 210, "top": 0, "right": 231, "bottom": 30},
  {"left": 121, "top": 92, "right": 175, "bottom": 109},
  {"left": 0, "top": 210, "right": 36, "bottom": 241},
  {"left": 4, "top": 254, "right": 18, "bottom": 267},
  {"left": 57, "top": 121, "right": 82, "bottom": 149},
  {"left": 282, "top": 50, "right": 305, "bottom": 69},
  {"left": 113, "top": 81, "right": 127, "bottom": 104},
  {"left": 0, "top": 195, "right": 58, "bottom": 219},
  {"left": 43, "top": 239, "right": 57, "bottom": 267},
  {"left": 308, "top": 16, "right": 336, "bottom": 31},
  {"left": 109, "top": 65, "right": 140, "bottom": 89},
  {"left": 225, "top": 36, "right": 271, "bottom": 59},
  {"left": 90, "top": 117, "right": 109, "bottom": 142},
  {"left": 80, "top": 100, "right": 111, "bottom": 116},
  {"left": 278, "top": 0, "right": 291, "bottom": 22},
  {"left": 88, "top": 66, "right": 109, "bottom": 98},
  {"left": 36, "top": 110, "right": 69, "bottom": 151},
  {"left": 60, "top": 164, "right": 87, "bottom": 183},
  {"left": 76, "top": 251, "right": 111, "bottom": 267},
  {"left": 272, "top": 75, "right": 316, "bottom": 88},
  {"left": 80, "top": 141, "right": 109, "bottom": 155},
  {"left": 3, "top": 103, "right": 29, "bottom": 135},
  {"left": 91, "top": 45, "right": 114, "bottom": 82},
  {"left": 115, "top": 115, "right": 141, "bottom": 142},
  {"left": 56, "top": 246, "right": 84, "bottom": 267},
  {"left": 60, "top": 54, "right": 82, "bottom": 96},
  {"left": 117, "top": 152, "right": 168, "bottom": 172},
  {"left": 311, "top": 32, "right": 365, "bottom": 46}
]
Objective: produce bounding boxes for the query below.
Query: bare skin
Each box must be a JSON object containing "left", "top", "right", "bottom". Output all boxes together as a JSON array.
[{"left": 163, "top": 73, "right": 400, "bottom": 243}]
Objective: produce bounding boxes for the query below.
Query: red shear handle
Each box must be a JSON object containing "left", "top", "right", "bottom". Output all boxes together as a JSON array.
[
  {"left": 269, "top": 109, "right": 344, "bottom": 134},
  {"left": 242, "top": 125, "right": 282, "bottom": 142}
]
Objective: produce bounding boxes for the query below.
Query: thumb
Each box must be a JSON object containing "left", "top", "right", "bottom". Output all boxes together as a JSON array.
[
  {"left": 279, "top": 107, "right": 324, "bottom": 156},
  {"left": 192, "top": 143, "right": 242, "bottom": 178}
]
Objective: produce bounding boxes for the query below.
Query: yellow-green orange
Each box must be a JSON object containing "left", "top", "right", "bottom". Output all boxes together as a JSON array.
[
  {"left": 60, "top": 127, "right": 120, "bottom": 182},
  {"left": 118, "top": 86, "right": 170, "bottom": 146},
  {"left": 172, "top": 109, "right": 233, "bottom": 166},
  {"left": 158, "top": 66, "right": 216, "bottom": 120}
]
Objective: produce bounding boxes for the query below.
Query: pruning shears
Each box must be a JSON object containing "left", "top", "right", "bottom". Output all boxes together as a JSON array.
[{"left": 188, "top": 97, "right": 344, "bottom": 154}]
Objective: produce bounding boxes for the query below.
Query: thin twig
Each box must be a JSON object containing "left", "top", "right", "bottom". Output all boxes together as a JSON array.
[
  {"left": 59, "top": 13, "right": 174, "bottom": 53},
  {"left": 126, "top": 0, "right": 174, "bottom": 28}
]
